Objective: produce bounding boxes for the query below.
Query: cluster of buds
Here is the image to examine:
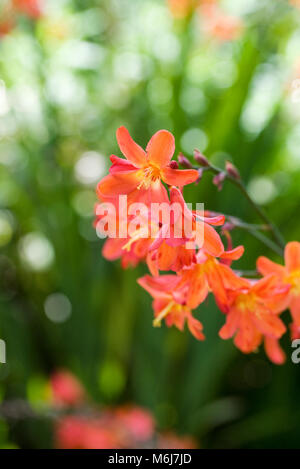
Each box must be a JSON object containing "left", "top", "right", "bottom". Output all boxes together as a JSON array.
[{"left": 95, "top": 127, "right": 300, "bottom": 365}]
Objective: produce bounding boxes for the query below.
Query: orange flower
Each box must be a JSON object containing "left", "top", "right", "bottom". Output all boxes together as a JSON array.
[
  {"left": 138, "top": 274, "right": 205, "bottom": 340},
  {"left": 97, "top": 127, "right": 199, "bottom": 204},
  {"left": 55, "top": 416, "right": 120, "bottom": 449},
  {"left": 178, "top": 247, "right": 247, "bottom": 311},
  {"left": 290, "top": 0, "right": 300, "bottom": 8},
  {"left": 0, "top": 19, "right": 14, "bottom": 37},
  {"left": 113, "top": 406, "right": 155, "bottom": 442},
  {"left": 167, "top": 0, "right": 195, "bottom": 19},
  {"left": 147, "top": 243, "right": 197, "bottom": 275},
  {"left": 13, "top": 0, "right": 42, "bottom": 19},
  {"left": 257, "top": 242, "right": 300, "bottom": 326},
  {"left": 50, "top": 370, "right": 86, "bottom": 407},
  {"left": 219, "top": 275, "right": 289, "bottom": 363},
  {"left": 200, "top": 4, "right": 243, "bottom": 42}
]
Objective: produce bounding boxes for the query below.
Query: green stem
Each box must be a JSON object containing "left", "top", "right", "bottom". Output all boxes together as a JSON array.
[{"left": 202, "top": 163, "right": 285, "bottom": 255}]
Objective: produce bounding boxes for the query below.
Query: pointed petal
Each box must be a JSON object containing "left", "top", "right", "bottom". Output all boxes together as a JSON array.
[
  {"left": 218, "top": 264, "right": 250, "bottom": 290},
  {"left": 157, "top": 243, "right": 178, "bottom": 271},
  {"left": 202, "top": 223, "right": 224, "bottom": 257},
  {"left": 234, "top": 318, "right": 262, "bottom": 354},
  {"left": 161, "top": 167, "right": 199, "bottom": 187},
  {"left": 257, "top": 256, "right": 285, "bottom": 277},
  {"left": 205, "top": 263, "right": 228, "bottom": 309},
  {"left": 264, "top": 337, "right": 286, "bottom": 365},
  {"left": 97, "top": 172, "right": 140, "bottom": 198},
  {"left": 137, "top": 275, "right": 180, "bottom": 299},
  {"left": 285, "top": 241, "right": 300, "bottom": 273},
  {"left": 219, "top": 308, "right": 240, "bottom": 339},
  {"left": 102, "top": 238, "right": 125, "bottom": 261},
  {"left": 253, "top": 307, "right": 286, "bottom": 338},
  {"left": 187, "top": 315, "right": 205, "bottom": 341},
  {"left": 116, "top": 126, "right": 146, "bottom": 167},
  {"left": 186, "top": 271, "right": 209, "bottom": 309},
  {"left": 146, "top": 130, "right": 175, "bottom": 167},
  {"left": 109, "top": 155, "right": 137, "bottom": 174},
  {"left": 251, "top": 275, "right": 278, "bottom": 297},
  {"left": 220, "top": 245, "right": 244, "bottom": 261},
  {"left": 198, "top": 214, "right": 225, "bottom": 226},
  {"left": 169, "top": 186, "right": 193, "bottom": 223},
  {"left": 290, "top": 295, "right": 300, "bottom": 327},
  {"left": 146, "top": 252, "right": 159, "bottom": 277}
]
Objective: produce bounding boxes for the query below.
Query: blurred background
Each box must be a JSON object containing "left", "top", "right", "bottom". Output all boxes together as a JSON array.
[{"left": 0, "top": 0, "right": 300, "bottom": 449}]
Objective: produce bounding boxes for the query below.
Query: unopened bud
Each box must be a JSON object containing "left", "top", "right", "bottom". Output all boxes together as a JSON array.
[
  {"left": 194, "top": 149, "right": 209, "bottom": 167},
  {"left": 213, "top": 171, "right": 226, "bottom": 191},
  {"left": 195, "top": 168, "right": 203, "bottom": 185},
  {"left": 178, "top": 153, "right": 193, "bottom": 169},
  {"left": 225, "top": 161, "right": 240, "bottom": 180},
  {"left": 169, "top": 160, "right": 179, "bottom": 169}
]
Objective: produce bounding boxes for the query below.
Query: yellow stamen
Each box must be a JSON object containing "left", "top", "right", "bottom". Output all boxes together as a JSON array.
[
  {"left": 122, "top": 227, "right": 149, "bottom": 252},
  {"left": 153, "top": 301, "right": 175, "bottom": 327},
  {"left": 137, "top": 164, "right": 161, "bottom": 190},
  {"left": 287, "top": 270, "right": 300, "bottom": 295}
]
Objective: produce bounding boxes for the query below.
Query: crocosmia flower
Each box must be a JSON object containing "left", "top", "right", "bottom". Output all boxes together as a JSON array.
[
  {"left": 50, "top": 370, "right": 86, "bottom": 407},
  {"left": 257, "top": 242, "right": 300, "bottom": 327},
  {"left": 13, "top": 0, "right": 42, "bottom": 19},
  {"left": 55, "top": 416, "right": 119, "bottom": 449},
  {"left": 97, "top": 127, "right": 199, "bottom": 204},
  {"left": 178, "top": 247, "right": 247, "bottom": 312},
  {"left": 114, "top": 406, "right": 155, "bottom": 442},
  {"left": 219, "top": 275, "right": 289, "bottom": 363},
  {"left": 138, "top": 274, "right": 205, "bottom": 340}
]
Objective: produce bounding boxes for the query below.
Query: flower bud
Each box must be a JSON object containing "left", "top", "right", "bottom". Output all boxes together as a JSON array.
[
  {"left": 195, "top": 168, "right": 203, "bottom": 185},
  {"left": 225, "top": 161, "right": 240, "bottom": 180},
  {"left": 194, "top": 149, "right": 209, "bottom": 167},
  {"left": 178, "top": 153, "right": 193, "bottom": 169},
  {"left": 169, "top": 160, "right": 179, "bottom": 169},
  {"left": 213, "top": 172, "right": 226, "bottom": 191}
]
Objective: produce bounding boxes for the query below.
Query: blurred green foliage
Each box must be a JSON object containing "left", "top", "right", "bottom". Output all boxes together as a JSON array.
[{"left": 0, "top": 0, "right": 300, "bottom": 448}]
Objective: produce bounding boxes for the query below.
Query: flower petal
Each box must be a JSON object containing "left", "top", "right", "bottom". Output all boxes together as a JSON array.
[
  {"left": 161, "top": 167, "right": 199, "bottom": 187},
  {"left": 253, "top": 306, "right": 286, "bottom": 338},
  {"left": 290, "top": 295, "right": 300, "bottom": 327},
  {"left": 264, "top": 337, "right": 286, "bottom": 365},
  {"left": 116, "top": 126, "right": 146, "bottom": 167},
  {"left": 146, "top": 130, "right": 175, "bottom": 167},
  {"left": 197, "top": 214, "right": 225, "bottom": 226},
  {"left": 137, "top": 275, "right": 180, "bottom": 299},
  {"left": 205, "top": 263, "right": 228, "bottom": 309},
  {"left": 185, "top": 270, "right": 209, "bottom": 309},
  {"left": 202, "top": 223, "right": 224, "bottom": 257},
  {"left": 102, "top": 238, "right": 125, "bottom": 261},
  {"left": 285, "top": 241, "right": 300, "bottom": 273},
  {"left": 220, "top": 245, "right": 244, "bottom": 261},
  {"left": 97, "top": 172, "right": 141, "bottom": 199},
  {"left": 187, "top": 315, "right": 205, "bottom": 341},
  {"left": 217, "top": 264, "right": 250, "bottom": 290},
  {"left": 219, "top": 308, "right": 240, "bottom": 339},
  {"left": 234, "top": 318, "right": 261, "bottom": 354},
  {"left": 256, "top": 256, "right": 285, "bottom": 277},
  {"left": 109, "top": 155, "right": 137, "bottom": 174}
]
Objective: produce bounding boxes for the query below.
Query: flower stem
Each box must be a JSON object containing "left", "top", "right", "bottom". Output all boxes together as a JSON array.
[{"left": 196, "top": 161, "right": 285, "bottom": 255}]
